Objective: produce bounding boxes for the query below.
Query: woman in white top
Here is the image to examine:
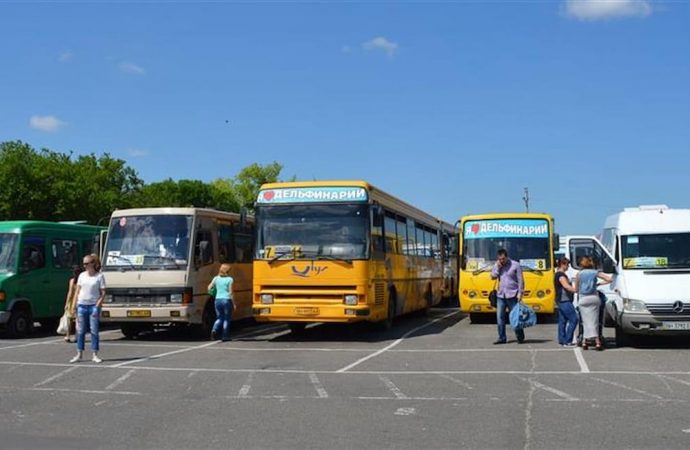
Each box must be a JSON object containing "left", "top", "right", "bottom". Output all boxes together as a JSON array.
[{"left": 70, "top": 254, "right": 106, "bottom": 363}]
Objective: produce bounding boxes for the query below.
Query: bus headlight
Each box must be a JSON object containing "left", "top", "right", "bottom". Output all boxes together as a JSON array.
[
  {"left": 468, "top": 291, "right": 477, "bottom": 299},
  {"left": 261, "top": 294, "right": 274, "bottom": 304},
  {"left": 536, "top": 290, "right": 545, "bottom": 299},
  {"left": 623, "top": 298, "right": 648, "bottom": 313},
  {"left": 344, "top": 294, "right": 358, "bottom": 305},
  {"left": 170, "top": 293, "right": 183, "bottom": 303}
]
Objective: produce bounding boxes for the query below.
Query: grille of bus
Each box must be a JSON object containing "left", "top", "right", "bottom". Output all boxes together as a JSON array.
[
  {"left": 480, "top": 290, "right": 532, "bottom": 298},
  {"left": 112, "top": 295, "right": 169, "bottom": 304},
  {"left": 262, "top": 286, "right": 357, "bottom": 303},
  {"left": 646, "top": 303, "right": 690, "bottom": 315},
  {"left": 375, "top": 283, "right": 385, "bottom": 305}
]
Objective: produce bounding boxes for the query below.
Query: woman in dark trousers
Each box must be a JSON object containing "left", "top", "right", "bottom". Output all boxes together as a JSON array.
[{"left": 555, "top": 257, "right": 578, "bottom": 347}]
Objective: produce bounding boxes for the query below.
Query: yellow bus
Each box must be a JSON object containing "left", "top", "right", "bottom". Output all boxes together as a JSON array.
[
  {"left": 252, "top": 181, "right": 455, "bottom": 333},
  {"left": 100, "top": 207, "right": 254, "bottom": 339},
  {"left": 459, "top": 213, "right": 558, "bottom": 322}
]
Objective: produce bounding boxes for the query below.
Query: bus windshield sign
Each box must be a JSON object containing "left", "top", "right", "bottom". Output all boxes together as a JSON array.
[
  {"left": 464, "top": 219, "right": 549, "bottom": 240},
  {"left": 257, "top": 187, "right": 368, "bottom": 204}
]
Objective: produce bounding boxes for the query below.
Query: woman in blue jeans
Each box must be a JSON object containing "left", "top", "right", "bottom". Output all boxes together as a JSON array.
[
  {"left": 70, "top": 254, "right": 106, "bottom": 363},
  {"left": 555, "top": 257, "right": 578, "bottom": 347},
  {"left": 207, "top": 264, "right": 235, "bottom": 341}
]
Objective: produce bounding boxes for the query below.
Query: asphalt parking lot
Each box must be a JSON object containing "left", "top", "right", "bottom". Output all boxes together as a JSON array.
[{"left": 2, "top": 309, "right": 690, "bottom": 450}]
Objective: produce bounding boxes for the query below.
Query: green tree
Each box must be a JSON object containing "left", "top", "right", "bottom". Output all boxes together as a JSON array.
[
  {"left": 0, "top": 141, "right": 143, "bottom": 224},
  {"left": 230, "top": 162, "right": 286, "bottom": 211}
]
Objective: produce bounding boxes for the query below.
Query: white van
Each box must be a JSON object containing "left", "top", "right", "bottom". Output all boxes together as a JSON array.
[{"left": 562, "top": 205, "right": 690, "bottom": 346}]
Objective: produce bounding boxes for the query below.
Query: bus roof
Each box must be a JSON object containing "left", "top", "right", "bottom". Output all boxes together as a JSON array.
[
  {"left": 604, "top": 206, "right": 690, "bottom": 235},
  {"left": 259, "top": 180, "right": 453, "bottom": 230},
  {"left": 0, "top": 220, "right": 104, "bottom": 233},
  {"left": 110, "top": 207, "right": 244, "bottom": 220}
]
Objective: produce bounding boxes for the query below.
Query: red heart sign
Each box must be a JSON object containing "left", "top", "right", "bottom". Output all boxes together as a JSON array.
[
  {"left": 471, "top": 223, "right": 480, "bottom": 234},
  {"left": 263, "top": 191, "right": 275, "bottom": 201}
]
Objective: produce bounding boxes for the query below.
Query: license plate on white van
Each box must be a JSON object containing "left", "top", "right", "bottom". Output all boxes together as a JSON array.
[{"left": 661, "top": 322, "right": 690, "bottom": 330}]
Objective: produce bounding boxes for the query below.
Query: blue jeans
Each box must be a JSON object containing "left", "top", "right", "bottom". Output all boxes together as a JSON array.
[
  {"left": 496, "top": 296, "right": 525, "bottom": 342},
  {"left": 212, "top": 298, "right": 233, "bottom": 340},
  {"left": 557, "top": 301, "right": 579, "bottom": 345},
  {"left": 76, "top": 304, "right": 100, "bottom": 352}
]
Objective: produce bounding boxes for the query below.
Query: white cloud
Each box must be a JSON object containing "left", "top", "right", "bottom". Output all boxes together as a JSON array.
[
  {"left": 119, "top": 61, "right": 146, "bottom": 75},
  {"left": 58, "top": 50, "right": 73, "bottom": 63},
  {"left": 29, "top": 115, "right": 67, "bottom": 132},
  {"left": 127, "top": 148, "right": 149, "bottom": 157},
  {"left": 564, "top": 0, "right": 653, "bottom": 21},
  {"left": 362, "top": 36, "right": 399, "bottom": 57}
]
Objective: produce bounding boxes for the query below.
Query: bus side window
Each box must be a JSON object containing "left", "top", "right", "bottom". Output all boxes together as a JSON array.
[
  {"left": 194, "top": 230, "right": 214, "bottom": 268},
  {"left": 21, "top": 237, "right": 46, "bottom": 272},
  {"left": 52, "top": 239, "right": 78, "bottom": 269},
  {"left": 218, "top": 224, "right": 233, "bottom": 263}
]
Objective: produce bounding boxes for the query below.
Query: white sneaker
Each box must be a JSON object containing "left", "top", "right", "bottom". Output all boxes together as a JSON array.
[
  {"left": 91, "top": 354, "right": 103, "bottom": 364},
  {"left": 69, "top": 354, "right": 82, "bottom": 363}
]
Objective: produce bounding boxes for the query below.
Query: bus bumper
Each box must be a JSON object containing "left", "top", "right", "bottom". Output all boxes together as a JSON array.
[
  {"left": 617, "top": 311, "right": 690, "bottom": 336},
  {"left": 100, "top": 305, "right": 200, "bottom": 324},
  {"left": 461, "top": 300, "right": 552, "bottom": 314},
  {"left": 253, "top": 304, "right": 372, "bottom": 323},
  {"left": 0, "top": 311, "right": 10, "bottom": 324}
]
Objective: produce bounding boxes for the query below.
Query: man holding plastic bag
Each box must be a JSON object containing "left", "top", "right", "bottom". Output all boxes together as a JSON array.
[{"left": 491, "top": 249, "right": 533, "bottom": 344}]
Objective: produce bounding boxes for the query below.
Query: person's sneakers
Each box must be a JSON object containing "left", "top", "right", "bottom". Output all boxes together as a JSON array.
[
  {"left": 493, "top": 339, "right": 507, "bottom": 345},
  {"left": 562, "top": 343, "right": 577, "bottom": 348},
  {"left": 91, "top": 354, "right": 103, "bottom": 364},
  {"left": 69, "top": 353, "right": 82, "bottom": 363}
]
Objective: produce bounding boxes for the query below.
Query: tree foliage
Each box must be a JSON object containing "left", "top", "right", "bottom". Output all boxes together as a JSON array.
[{"left": 0, "top": 141, "right": 289, "bottom": 224}]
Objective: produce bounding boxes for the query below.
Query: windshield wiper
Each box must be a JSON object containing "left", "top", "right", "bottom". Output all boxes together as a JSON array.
[
  {"left": 152, "top": 255, "right": 183, "bottom": 269},
  {"left": 472, "top": 266, "right": 494, "bottom": 276},
  {"left": 315, "top": 254, "right": 353, "bottom": 265},
  {"left": 268, "top": 252, "right": 296, "bottom": 265}
]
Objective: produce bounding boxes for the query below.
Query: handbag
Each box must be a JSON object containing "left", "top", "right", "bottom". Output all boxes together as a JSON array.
[
  {"left": 509, "top": 302, "right": 537, "bottom": 330},
  {"left": 488, "top": 279, "right": 498, "bottom": 308},
  {"left": 209, "top": 284, "right": 217, "bottom": 298},
  {"left": 56, "top": 313, "right": 69, "bottom": 335}
]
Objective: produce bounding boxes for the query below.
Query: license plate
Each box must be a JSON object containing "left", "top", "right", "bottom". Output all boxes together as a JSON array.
[
  {"left": 127, "top": 309, "right": 151, "bottom": 318},
  {"left": 662, "top": 321, "right": 690, "bottom": 330},
  {"left": 294, "top": 307, "right": 319, "bottom": 316}
]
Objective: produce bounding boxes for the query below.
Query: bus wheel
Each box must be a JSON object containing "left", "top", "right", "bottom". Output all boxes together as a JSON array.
[
  {"left": 289, "top": 323, "right": 307, "bottom": 336},
  {"left": 7, "top": 306, "right": 33, "bottom": 338},
  {"left": 121, "top": 323, "right": 149, "bottom": 340},
  {"left": 381, "top": 293, "right": 396, "bottom": 331},
  {"left": 198, "top": 302, "right": 216, "bottom": 340},
  {"left": 614, "top": 326, "right": 632, "bottom": 348}
]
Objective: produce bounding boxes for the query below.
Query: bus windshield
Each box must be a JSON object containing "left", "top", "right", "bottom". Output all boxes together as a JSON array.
[
  {"left": 462, "top": 219, "right": 551, "bottom": 271},
  {"left": 256, "top": 204, "right": 370, "bottom": 260},
  {"left": 103, "top": 215, "right": 193, "bottom": 270},
  {"left": 622, "top": 233, "right": 690, "bottom": 270},
  {"left": 0, "top": 233, "right": 19, "bottom": 273}
]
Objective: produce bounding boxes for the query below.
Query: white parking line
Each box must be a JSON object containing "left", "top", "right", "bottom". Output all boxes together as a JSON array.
[
  {"left": 659, "top": 374, "right": 690, "bottom": 388},
  {"left": 10, "top": 386, "right": 141, "bottom": 396},
  {"left": 529, "top": 379, "right": 579, "bottom": 401},
  {"left": 34, "top": 366, "right": 78, "bottom": 387},
  {"left": 109, "top": 340, "right": 219, "bottom": 368},
  {"left": 439, "top": 374, "right": 473, "bottom": 390},
  {"left": 574, "top": 347, "right": 590, "bottom": 373},
  {"left": 591, "top": 377, "right": 665, "bottom": 400},
  {"left": 336, "top": 310, "right": 460, "bottom": 373},
  {"left": 309, "top": 372, "right": 329, "bottom": 398},
  {"left": 105, "top": 369, "right": 136, "bottom": 391},
  {"left": 379, "top": 375, "right": 408, "bottom": 399}
]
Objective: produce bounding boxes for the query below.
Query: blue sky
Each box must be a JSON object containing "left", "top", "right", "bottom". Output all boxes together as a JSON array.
[{"left": 1, "top": 0, "right": 688, "bottom": 234}]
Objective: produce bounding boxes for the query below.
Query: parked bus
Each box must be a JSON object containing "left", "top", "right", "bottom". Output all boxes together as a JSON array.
[
  {"left": 0, "top": 221, "right": 104, "bottom": 337},
  {"left": 100, "top": 208, "right": 254, "bottom": 338},
  {"left": 252, "top": 181, "right": 455, "bottom": 332},
  {"left": 459, "top": 213, "right": 559, "bottom": 321}
]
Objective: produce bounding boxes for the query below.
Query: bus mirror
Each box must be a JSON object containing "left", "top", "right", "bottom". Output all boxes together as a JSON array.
[
  {"left": 603, "top": 258, "right": 616, "bottom": 274},
  {"left": 553, "top": 233, "right": 560, "bottom": 252}
]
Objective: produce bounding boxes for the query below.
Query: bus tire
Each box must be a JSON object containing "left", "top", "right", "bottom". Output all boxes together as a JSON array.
[
  {"left": 289, "top": 322, "right": 307, "bottom": 336},
  {"left": 381, "top": 291, "right": 396, "bottom": 331},
  {"left": 7, "top": 305, "right": 33, "bottom": 338},
  {"left": 121, "top": 323, "right": 149, "bottom": 340},
  {"left": 198, "top": 301, "right": 216, "bottom": 340}
]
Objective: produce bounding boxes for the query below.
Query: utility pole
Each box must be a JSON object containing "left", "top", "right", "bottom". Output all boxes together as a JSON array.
[{"left": 522, "top": 187, "right": 529, "bottom": 213}]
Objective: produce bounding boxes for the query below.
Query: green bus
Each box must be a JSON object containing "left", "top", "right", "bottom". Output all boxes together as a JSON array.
[{"left": 0, "top": 221, "right": 105, "bottom": 337}]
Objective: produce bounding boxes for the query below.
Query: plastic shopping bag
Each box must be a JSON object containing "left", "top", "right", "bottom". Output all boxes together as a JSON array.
[
  {"left": 56, "top": 313, "right": 69, "bottom": 335},
  {"left": 509, "top": 302, "right": 537, "bottom": 330}
]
